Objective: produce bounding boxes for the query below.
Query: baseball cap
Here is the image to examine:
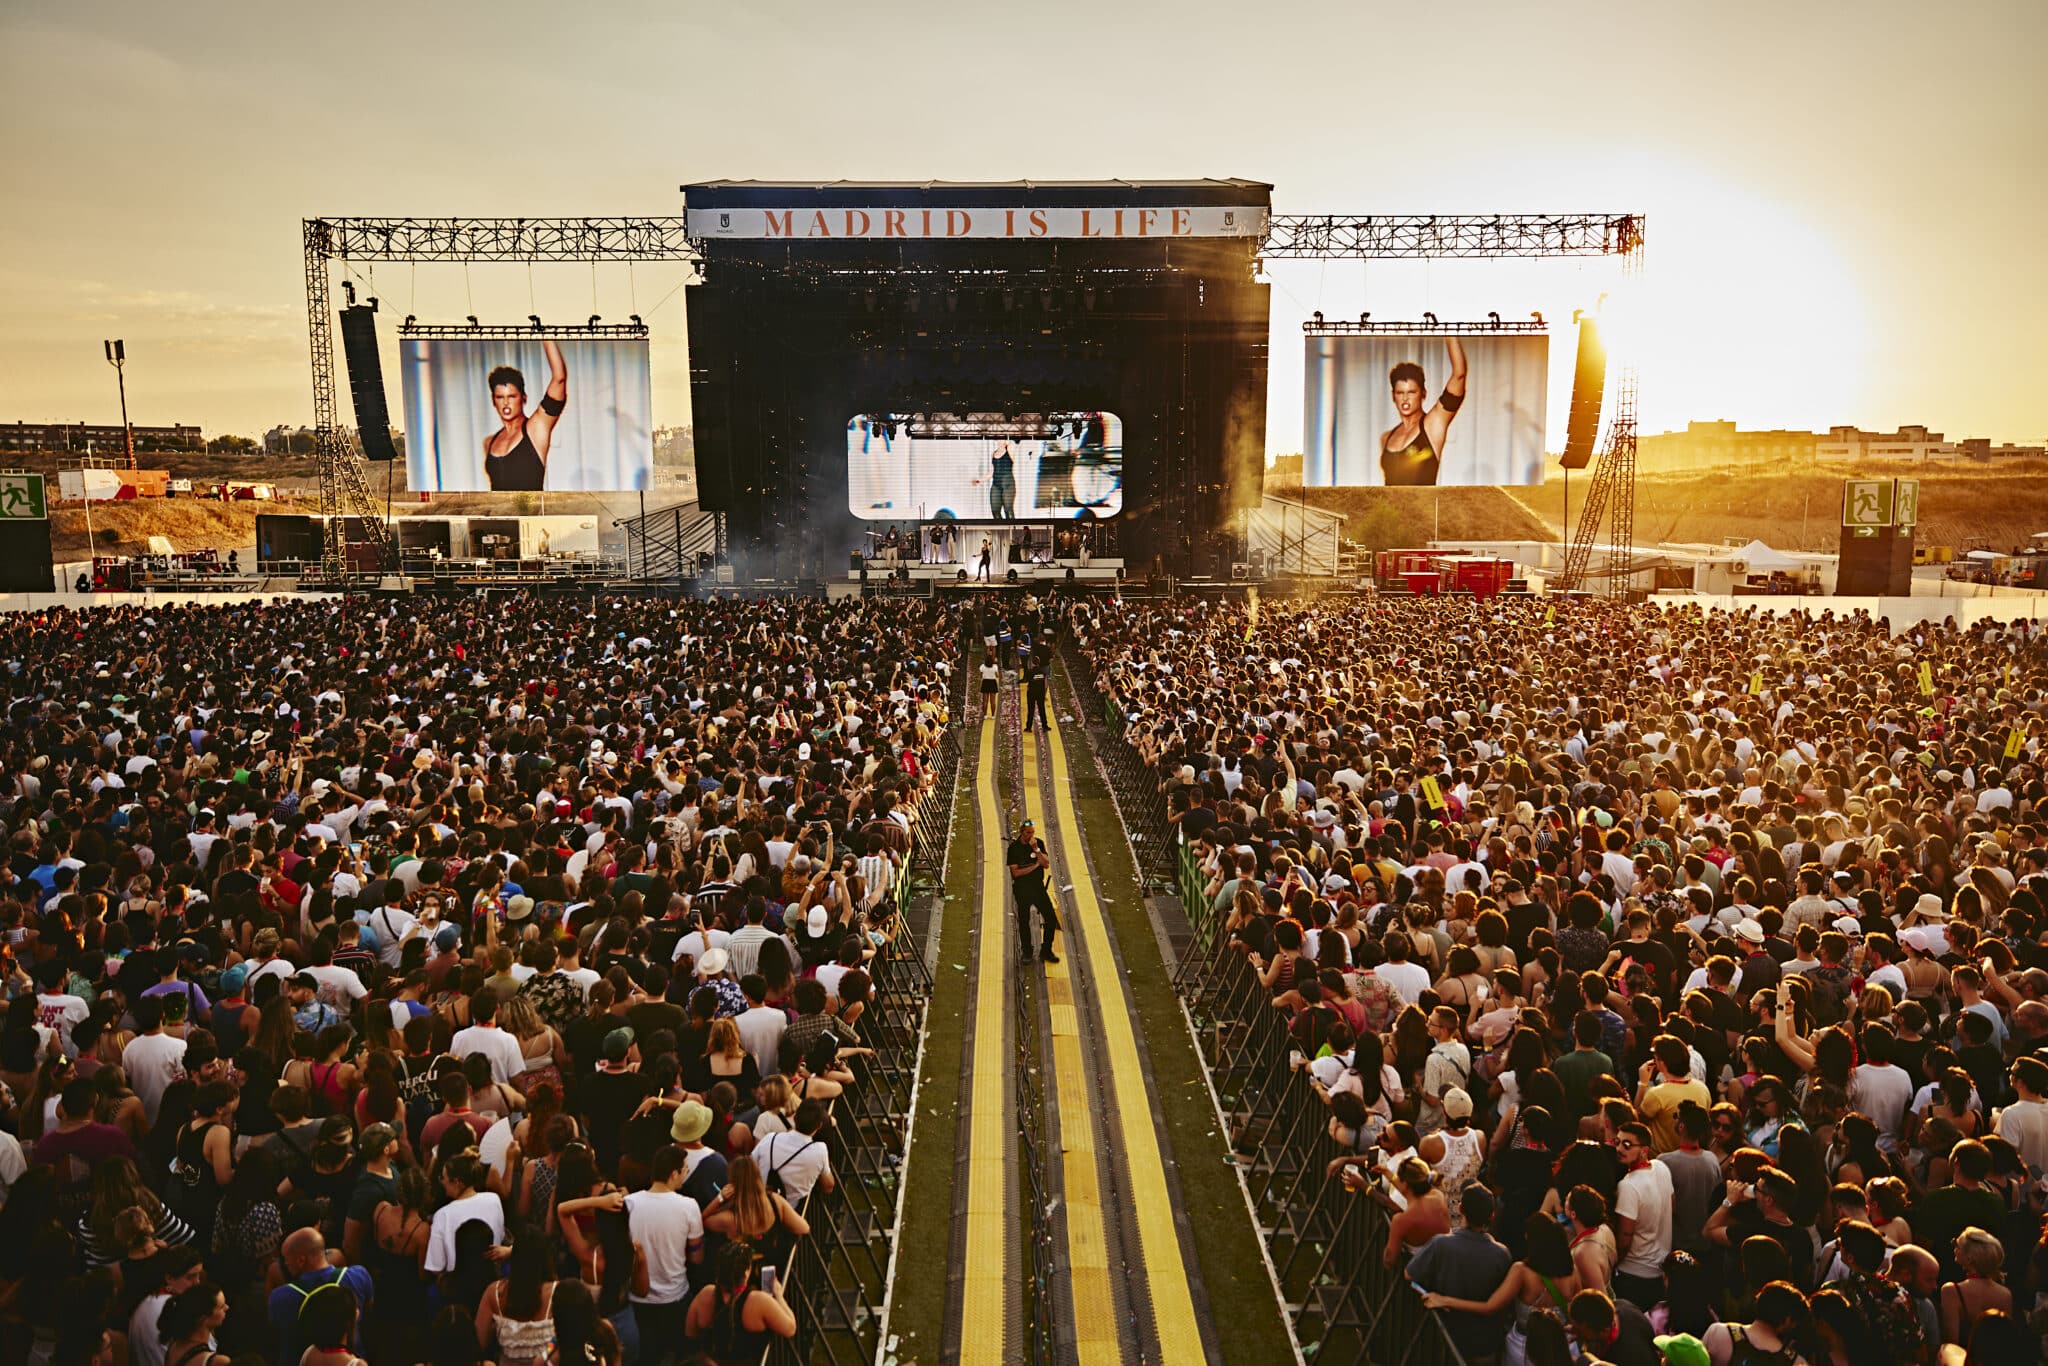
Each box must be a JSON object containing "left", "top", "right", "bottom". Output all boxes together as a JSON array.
[
  {"left": 601, "top": 1027, "right": 636, "bottom": 1063},
  {"left": 1442, "top": 1087, "right": 1474, "bottom": 1119},
  {"left": 808, "top": 905, "right": 828, "bottom": 934},
  {"left": 434, "top": 924, "right": 462, "bottom": 952},
  {"left": 1653, "top": 1335, "right": 1710, "bottom": 1366},
  {"left": 219, "top": 964, "right": 249, "bottom": 994},
  {"left": 670, "top": 1101, "right": 714, "bottom": 1144}
]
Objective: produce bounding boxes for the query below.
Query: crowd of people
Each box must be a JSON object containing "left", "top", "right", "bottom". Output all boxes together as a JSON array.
[
  {"left": 1079, "top": 593, "right": 2048, "bottom": 1366},
  {"left": 0, "top": 593, "right": 960, "bottom": 1366}
]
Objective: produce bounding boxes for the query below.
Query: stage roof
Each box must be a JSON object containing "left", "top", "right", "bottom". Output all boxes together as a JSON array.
[{"left": 682, "top": 179, "right": 1273, "bottom": 209}]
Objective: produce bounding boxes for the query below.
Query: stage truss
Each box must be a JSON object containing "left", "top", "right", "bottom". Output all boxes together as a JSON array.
[{"left": 304, "top": 212, "right": 1641, "bottom": 588}]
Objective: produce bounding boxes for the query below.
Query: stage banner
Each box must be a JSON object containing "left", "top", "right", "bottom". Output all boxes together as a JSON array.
[
  {"left": 1303, "top": 333, "right": 1550, "bottom": 487},
  {"left": 400, "top": 336, "right": 653, "bottom": 493},
  {"left": 687, "top": 205, "right": 1268, "bottom": 241}
]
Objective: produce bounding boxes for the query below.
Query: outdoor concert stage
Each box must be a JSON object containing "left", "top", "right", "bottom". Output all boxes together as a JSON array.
[{"left": 684, "top": 180, "right": 1271, "bottom": 582}]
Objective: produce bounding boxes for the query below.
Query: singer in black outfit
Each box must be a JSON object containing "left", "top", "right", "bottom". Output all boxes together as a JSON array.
[
  {"left": 483, "top": 339, "right": 568, "bottom": 491},
  {"left": 1006, "top": 817, "right": 1060, "bottom": 964}
]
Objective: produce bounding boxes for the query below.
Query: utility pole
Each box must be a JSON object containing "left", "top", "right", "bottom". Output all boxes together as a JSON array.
[{"left": 103, "top": 339, "right": 135, "bottom": 469}]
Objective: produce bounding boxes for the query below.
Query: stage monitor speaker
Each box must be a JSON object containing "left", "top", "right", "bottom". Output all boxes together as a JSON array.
[
  {"left": 0, "top": 517, "right": 55, "bottom": 592},
  {"left": 1560, "top": 317, "right": 1606, "bottom": 470},
  {"left": 337, "top": 304, "right": 398, "bottom": 462}
]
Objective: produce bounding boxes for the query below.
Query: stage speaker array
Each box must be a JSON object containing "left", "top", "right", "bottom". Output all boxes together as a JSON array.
[
  {"left": 337, "top": 304, "right": 398, "bottom": 463},
  {"left": 1560, "top": 317, "right": 1607, "bottom": 471}
]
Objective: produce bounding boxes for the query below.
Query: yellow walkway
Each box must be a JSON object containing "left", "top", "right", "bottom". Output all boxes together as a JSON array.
[
  {"left": 1023, "top": 728, "right": 1122, "bottom": 1366},
  {"left": 960, "top": 716, "right": 1011, "bottom": 1366},
  {"left": 1040, "top": 715, "right": 1208, "bottom": 1363}
]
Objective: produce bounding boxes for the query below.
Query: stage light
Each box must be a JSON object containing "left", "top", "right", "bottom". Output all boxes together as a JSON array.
[
  {"left": 588, "top": 314, "right": 601, "bottom": 327},
  {"left": 403, "top": 315, "right": 416, "bottom": 328},
  {"left": 1488, "top": 311, "right": 1501, "bottom": 327},
  {"left": 1423, "top": 312, "right": 1439, "bottom": 326},
  {"left": 341, "top": 280, "right": 357, "bottom": 306},
  {"left": 1359, "top": 312, "right": 1369, "bottom": 325},
  {"left": 528, "top": 314, "right": 543, "bottom": 331},
  {"left": 1530, "top": 311, "right": 1544, "bottom": 325},
  {"left": 629, "top": 314, "right": 643, "bottom": 327},
  {"left": 1312, "top": 310, "right": 1323, "bottom": 325},
  {"left": 467, "top": 315, "right": 480, "bottom": 328}
]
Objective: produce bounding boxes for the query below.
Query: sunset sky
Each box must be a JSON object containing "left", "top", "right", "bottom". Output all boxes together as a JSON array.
[{"left": 2, "top": 0, "right": 2042, "bottom": 457}]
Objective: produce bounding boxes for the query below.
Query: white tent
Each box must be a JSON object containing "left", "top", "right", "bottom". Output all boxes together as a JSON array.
[
  {"left": 1727, "top": 539, "right": 1805, "bottom": 574},
  {"left": 1245, "top": 496, "right": 1344, "bottom": 577}
]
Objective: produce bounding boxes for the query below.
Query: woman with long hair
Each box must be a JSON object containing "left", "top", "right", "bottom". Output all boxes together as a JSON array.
[
  {"left": 703, "top": 1016, "right": 760, "bottom": 1096},
  {"left": 81, "top": 1155, "right": 192, "bottom": 1268},
  {"left": 157, "top": 1281, "right": 232, "bottom": 1366},
  {"left": 548, "top": 1141, "right": 626, "bottom": 1287},
  {"left": 1422, "top": 1213, "right": 1585, "bottom": 1366},
  {"left": 702, "top": 1154, "right": 810, "bottom": 1263},
  {"left": 365, "top": 1164, "right": 434, "bottom": 1362},
  {"left": 550, "top": 1278, "right": 623, "bottom": 1366},
  {"left": 209, "top": 1146, "right": 283, "bottom": 1299},
  {"left": 475, "top": 1224, "right": 559, "bottom": 1366},
  {"left": 684, "top": 1240, "right": 796, "bottom": 1360},
  {"left": 499, "top": 993, "right": 570, "bottom": 1100}
]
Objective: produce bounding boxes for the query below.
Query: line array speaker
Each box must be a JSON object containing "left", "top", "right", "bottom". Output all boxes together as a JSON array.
[
  {"left": 1560, "top": 317, "right": 1606, "bottom": 471},
  {"left": 338, "top": 304, "right": 398, "bottom": 462}
]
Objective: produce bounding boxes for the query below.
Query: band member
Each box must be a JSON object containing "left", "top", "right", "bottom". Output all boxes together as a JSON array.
[
  {"left": 1380, "top": 337, "right": 1467, "bottom": 487},
  {"left": 483, "top": 340, "right": 567, "bottom": 491}
]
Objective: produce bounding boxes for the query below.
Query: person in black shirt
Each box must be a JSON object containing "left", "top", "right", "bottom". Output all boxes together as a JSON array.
[
  {"left": 1006, "top": 818, "right": 1060, "bottom": 964},
  {"left": 1022, "top": 655, "right": 1049, "bottom": 732}
]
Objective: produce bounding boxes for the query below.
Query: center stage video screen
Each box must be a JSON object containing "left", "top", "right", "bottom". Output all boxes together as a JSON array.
[
  {"left": 847, "top": 413, "right": 1123, "bottom": 521},
  {"left": 1303, "top": 334, "right": 1549, "bottom": 486},
  {"left": 400, "top": 336, "right": 654, "bottom": 492}
]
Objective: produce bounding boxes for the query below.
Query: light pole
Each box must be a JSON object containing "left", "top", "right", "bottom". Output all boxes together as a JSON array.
[{"left": 103, "top": 339, "right": 134, "bottom": 469}]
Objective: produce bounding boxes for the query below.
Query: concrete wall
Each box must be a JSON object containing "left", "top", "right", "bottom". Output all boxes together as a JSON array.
[
  {"left": 0, "top": 590, "right": 338, "bottom": 614},
  {"left": 1651, "top": 592, "right": 2048, "bottom": 634}
]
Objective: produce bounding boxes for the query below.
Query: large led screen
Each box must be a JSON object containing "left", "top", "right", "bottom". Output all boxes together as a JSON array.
[
  {"left": 847, "top": 413, "right": 1122, "bottom": 520},
  {"left": 1303, "top": 334, "right": 1549, "bottom": 486},
  {"left": 401, "top": 336, "right": 653, "bottom": 492}
]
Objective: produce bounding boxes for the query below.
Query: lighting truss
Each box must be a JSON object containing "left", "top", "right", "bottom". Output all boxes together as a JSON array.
[
  {"left": 1260, "top": 214, "right": 1643, "bottom": 259},
  {"left": 321, "top": 217, "right": 698, "bottom": 264},
  {"left": 1301, "top": 319, "right": 1549, "bottom": 335},
  {"left": 398, "top": 321, "right": 651, "bottom": 339}
]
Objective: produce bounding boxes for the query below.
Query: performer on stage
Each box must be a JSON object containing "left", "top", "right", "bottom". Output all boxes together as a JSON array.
[
  {"left": 1006, "top": 816, "right": 1060, "bottom": 964},
  {"left": 1380, "top": 336, "right": 1466, "bottom": 487},
  {"left": 976, "top": 534, "right": 993, "bottom": 582},
  {"left": 483, "top": 339, "right": 567, "bottom": 491}
]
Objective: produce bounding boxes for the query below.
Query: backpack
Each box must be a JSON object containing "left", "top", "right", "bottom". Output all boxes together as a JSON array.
[
  {"left": 1724, "top": 1325, "right": 1797, "bottom": 1366},
  {"left": 762, "top": 1135, "right": 817, "bottom": 1198}
]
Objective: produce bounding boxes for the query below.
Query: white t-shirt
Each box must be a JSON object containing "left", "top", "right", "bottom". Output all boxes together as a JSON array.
[
  {"left": 754, "top": 1130, "right": 832, "bottom": 1203},
  {"left": 736, "top": 1005, "right": 788, "bottom": 1075},
  {"left": 1372, "top": 960, "right": 1431, "bottom": 1006},
  {"left": 1614, "top": 1160, "right": 1676, "bottom": 1278},
  {"left": 424, "top": 1190, "right": 506, "bottom": 1273},
  {"left": 627, "top": 1189, "right": 704, "bottom": 1305},
  {"left": 450, "top": 1024, "right": 527, "bottom": 1085},
  {"left": 1994, "top": 1098, "right": 2048, "bottom": 1175},
  {"left": 367, "top": 905, "right": 419, "bottom": 967},
  {"left": 34, "top": 993, "right": 90, "bottom": 1059},
  {"left": 303, "top": 964, "right": 369, "bottom": 1010},
  {"left": 1848, "top": 1062, "right": 1914, "bottom": 1145},
  {"left": 122, "top": 1031, "right": 189, "bottom": 1124}
]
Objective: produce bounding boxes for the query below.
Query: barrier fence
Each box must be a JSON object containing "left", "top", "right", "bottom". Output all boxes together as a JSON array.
[
  {"left": 759, "top": 626, "right": 967, "bottom": 1364},
  {"left": 1069, "top": 670, "right": 1478, "bottom": 1365}
]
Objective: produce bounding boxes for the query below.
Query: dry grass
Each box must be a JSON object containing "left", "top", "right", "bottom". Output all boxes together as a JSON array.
[
  {"left": 1266, "top": 480, "right": 1556, "bottom": 549},
  {"left": 48, "top": 497, "right": 320, "bottom": 558},
  {"left": 1508, "top": 459, "right": 2048, "bottom": 552}
]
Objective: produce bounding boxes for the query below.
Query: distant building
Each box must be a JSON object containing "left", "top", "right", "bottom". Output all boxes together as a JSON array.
[
  {"left": 1813, "top": 425, "right": 2047, "bottom": 463},
  {"left": 0, "top": 420, "right": 203, "bottom": 454},
  {"left": 1638, "top": 421, "right": 1818, "bottom": 470}
]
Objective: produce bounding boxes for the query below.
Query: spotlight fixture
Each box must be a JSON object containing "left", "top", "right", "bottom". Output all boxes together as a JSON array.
[
  {"left": 588, "top": 314, "right": 601, "bottom": 327},
  {"left": 528, "top": 314, "right": 543, "bottom": 331},
  {"left": 1530, "top": 311, "right": 1544, "bottom": 325},
  {"left": 341, "top": 280, "right": 356, "bottom": 305},
  {"left": 1423, "top": 312, "right": 1439, "bottom": 326},
  {"left": 467, "top": 315, "right": 480, "bottom": 328},
  {"left": 1487, "top": 311, "right": 1501, "bottom": 327},
  {"left": 629, "top": 314, "right": 643, "bottom": 327},
  {"left": 1571, "top": 309, "right": 1585, "bottom": 324},
  {"left": 403, "top": 314, "right": 417, "bottom": 328},
  {"left": 1312, "top": 310, "right": 1324, "bottom": 325},
  {"left": 1359, "top": 312, "right": 1369, "bottom": 325}
]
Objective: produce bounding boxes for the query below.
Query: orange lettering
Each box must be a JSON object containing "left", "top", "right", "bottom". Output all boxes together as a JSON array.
[
  {"left": 946, "top": 209, "right": 971, "bottom": 236},
  {"left": 1114, "top": 209, "right": 1125, "bottom": 236},
  {"left": 1171, "top": 208, "right": 1191, "bottom": 235},
  {"left": 884, "top": 210, "right": 906, "bottom": 237},
  {"left": 1004, "top": 209, "right": 1017, "bottom": 237},
  {"left": 1029, "top": 209, "right": 1048, "bottom": 237},
  {"left": 844, "top": 209, "right": 871, "bottom": 236},
  {"left": 763, "top": 210, "right": 794, "bottom": 237},
  {"left": 808, "top": 210, "right": 831, "bottom": 238},
  {"left": 1138, "top": 209, "right": 1158, "bottom": 237},
  {"left": 1082, "top": 210, "right": 1102, "bottom": 237},
  {"left": 921, "top": 209, "right": 933, "bottom": 237}
]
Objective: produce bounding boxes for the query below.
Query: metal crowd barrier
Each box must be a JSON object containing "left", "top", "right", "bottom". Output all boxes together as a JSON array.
[
  {"left": 1016, "top": 932, "right": 1060, "bottom": 1366},
  {"left": 1057, "top": 643, "right": 1174, "bottom": 887},
  {"left": 1168, "top": 829, "right": 1475, "bottom": 1366}
]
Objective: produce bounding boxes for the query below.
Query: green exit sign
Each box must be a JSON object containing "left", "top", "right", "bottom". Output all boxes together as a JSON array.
[{"left": 0, "top": 472, "right": 47, "bottom": 520}]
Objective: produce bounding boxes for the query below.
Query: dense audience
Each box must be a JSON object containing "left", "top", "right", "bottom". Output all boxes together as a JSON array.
[
  {"left": 1080, "top": 594, "right": 2048, "bottom": 1366},
  {"left": 0, "top": 594, "right": 958, "bottom": 1365}
]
